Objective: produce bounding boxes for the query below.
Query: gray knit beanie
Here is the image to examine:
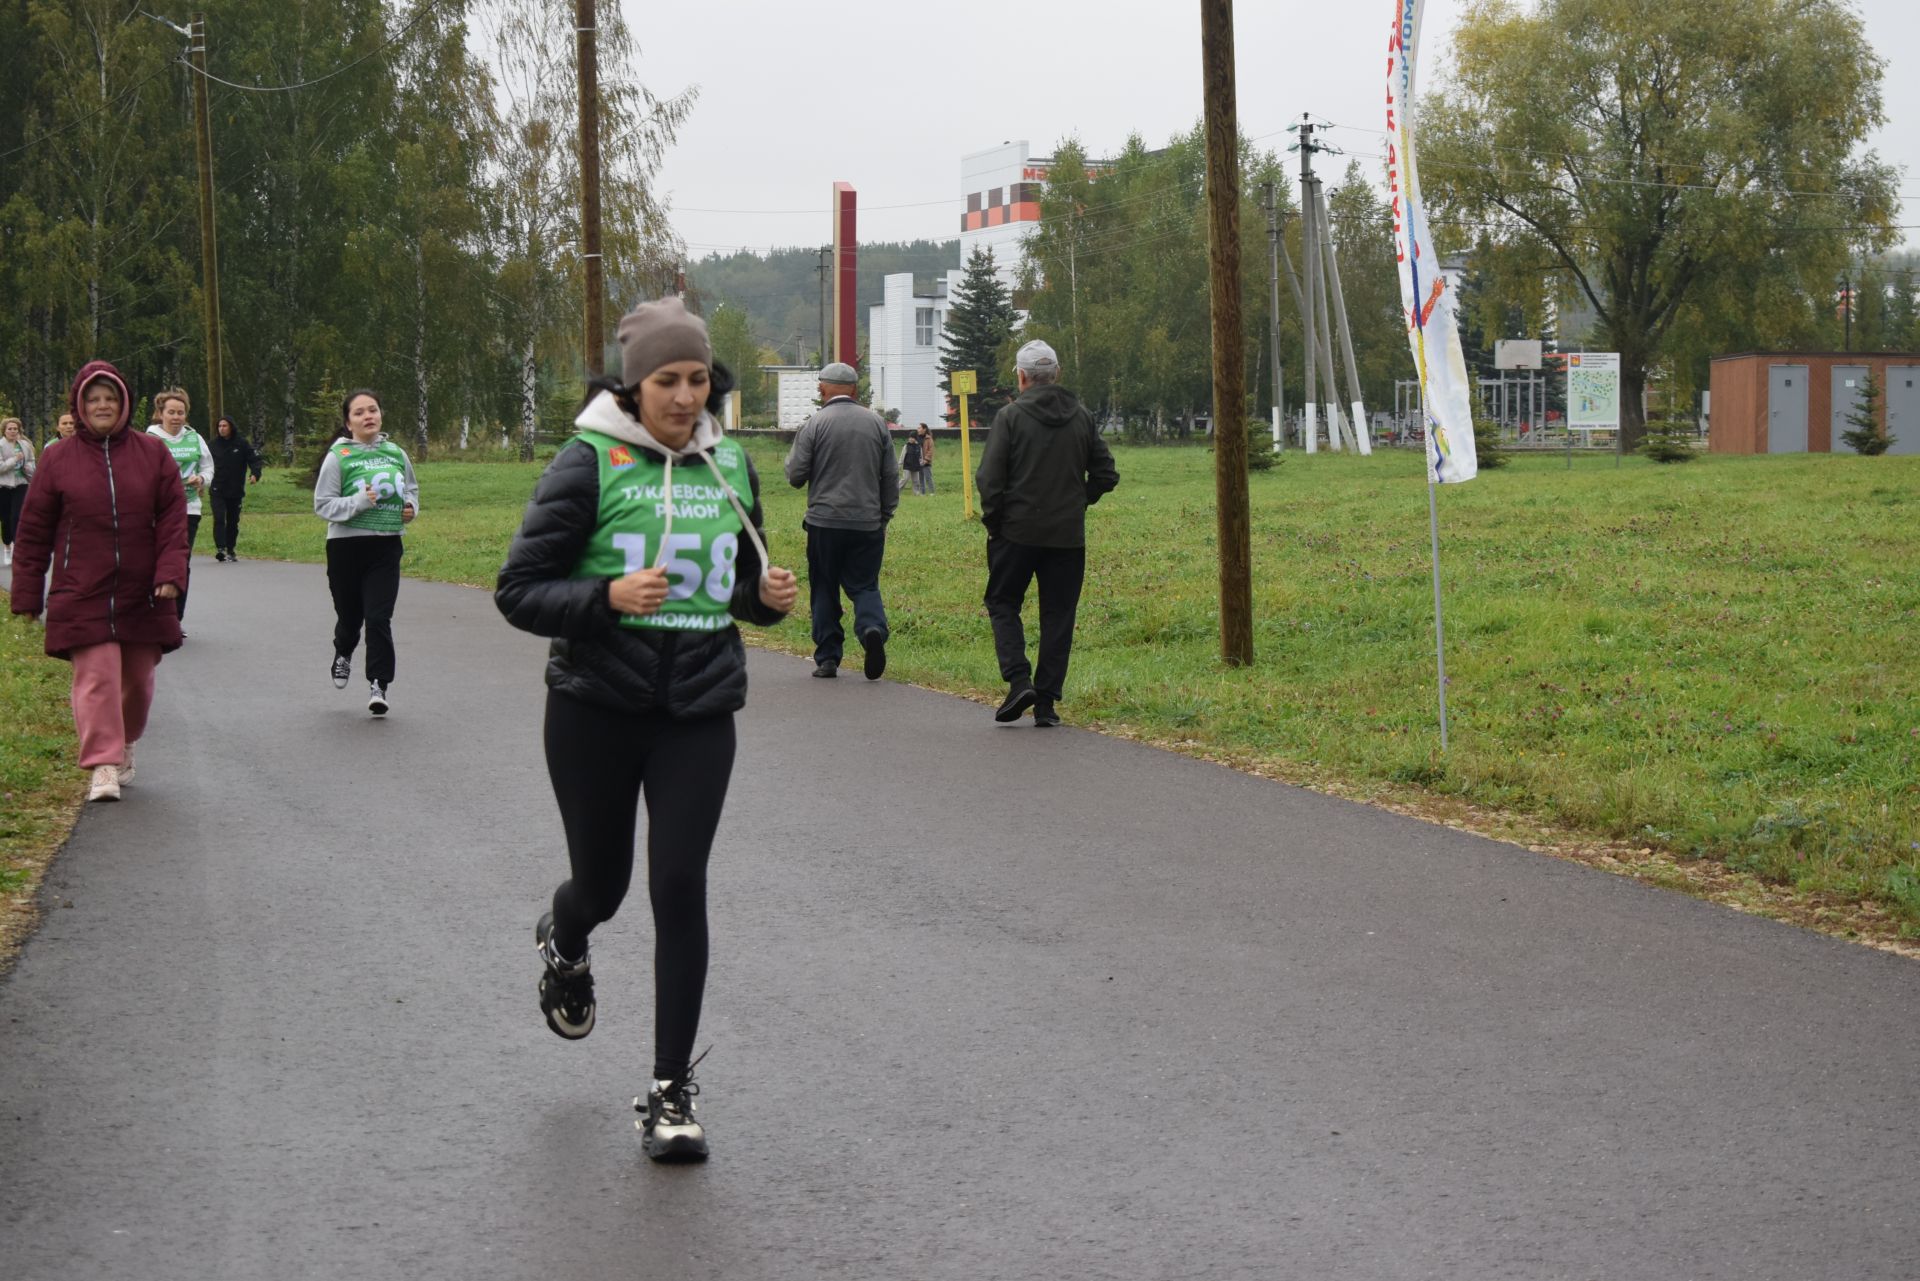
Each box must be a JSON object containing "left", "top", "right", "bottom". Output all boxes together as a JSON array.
[{"left": 617, "top": 296, "right": 712, "bottom": 388}]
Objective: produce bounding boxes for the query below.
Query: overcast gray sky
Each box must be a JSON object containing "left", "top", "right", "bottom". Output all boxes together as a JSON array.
[{"left": 625, "top": 0, "right": 1920, "bottom": 257}]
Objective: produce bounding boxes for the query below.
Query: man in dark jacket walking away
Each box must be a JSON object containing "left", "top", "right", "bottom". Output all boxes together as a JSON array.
[
  {"left": 784, "top": 362, "right": 898, "bottom": 679},
  {"left": 975, "top": 340, "right": 1119, "bottom": 726}
]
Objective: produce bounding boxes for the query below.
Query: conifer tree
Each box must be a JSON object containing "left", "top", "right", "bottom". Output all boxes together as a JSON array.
[
  {"left": 938, "top": 247, "right": 1018, "bottom": 426},
  {"left": 1839, "top": 370, "right": 1891, "bottom": 454}
]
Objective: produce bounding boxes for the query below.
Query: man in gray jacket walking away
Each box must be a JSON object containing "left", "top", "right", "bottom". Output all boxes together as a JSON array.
[
  {"left": 785, "top": 362, "right": 899, "bottom": 679},
  {"left": 975, "top": 340, "right": 1119, "bottom": 726}
]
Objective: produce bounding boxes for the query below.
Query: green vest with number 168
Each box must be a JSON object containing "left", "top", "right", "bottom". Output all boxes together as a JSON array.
[{"left": 570, "top": 429, "right": 752, "bottom": 633}]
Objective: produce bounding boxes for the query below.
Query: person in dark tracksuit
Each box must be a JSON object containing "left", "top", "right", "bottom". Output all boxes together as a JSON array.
[
  {"left": 208, "top": 416, "right": 264, "bottom": 562},
  {"left": 312, "top": 389, "right": 418, "bottom": 716},
  {"left": 783, "top": 362, "right": 898, "bottom": 680},
  {"left": 496, "top": 296, "right": 798, "bottom": 1162},
  {"left": 975, "top": 339, "right": 1119, "bottom": 727}
]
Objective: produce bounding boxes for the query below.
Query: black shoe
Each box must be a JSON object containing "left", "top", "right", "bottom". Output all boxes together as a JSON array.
[
  {"left": 635, "top": 1064, "right": 708, "bottom": 1162},
  {"left": 331, "top": 654, "right": 351, "bottom": 689},
  {"left": 859, "top": 628, "right": 887, "bottom": 680},
  {"left": 535, "top": 911, "right": 596, "bottom": 1040},
  {"left": 812, "top": 660, "right": 839, "bottom": 679},
  {"left": 214, "top": 550, "right": 227, "bottom": 562},
  {"left": 995, "top": 683, "right": 1038, "bottom": 723},
  {"left": 1033, "top": 700, "right": 1061, "bottom": 728},
  {"left": 226, "top": 549, "right": 239, "bottom": 562}
]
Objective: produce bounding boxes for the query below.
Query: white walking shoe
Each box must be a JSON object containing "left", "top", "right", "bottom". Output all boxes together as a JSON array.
[
  {"left": 118, "top": 745, "right": 136, "bottom": 786},
  {"left": 87, "top": 765, "right": 122, "bottom": 803},
  {"left": 368, "top": 682, "right": 389, "bottom": 716}
]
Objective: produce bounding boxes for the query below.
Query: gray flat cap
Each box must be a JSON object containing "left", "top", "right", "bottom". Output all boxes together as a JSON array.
[
  {"left": 818, "top": 362, "right": 858, "bottom": 384},
  {"left": 1016, "top": 340, "right": 1060, "bottom": 373}
]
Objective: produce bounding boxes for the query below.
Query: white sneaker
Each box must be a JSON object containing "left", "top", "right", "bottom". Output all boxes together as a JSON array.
[
  {"left": 2, "top": 544, "right": 11, "bottom": 566},
  {"left": 88, "top": 765, "right": 122, "bottom": 803},
  {"left": 118, "top": 745, "right": 136, "bottom": 786},
  {"left": 368, "top": 682, "right": 389, "bottom": 716}
]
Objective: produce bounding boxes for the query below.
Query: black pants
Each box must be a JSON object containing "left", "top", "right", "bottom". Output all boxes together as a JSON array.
[
  {"left": 803, "top": 523, "right": 888, "bottom": 664},
  {"left": 325, "top": 536, "right": 403, "bottom": 684},
  {"left": 210, "top": 490, "right": 245, "bottom": 553},
  {"left": 544, "top": 690, "right": 736, "bottom": 1082},
  {"left": 176, "top": 514, "right": 202, "bottom": 622},
  {"left": 984, "top": 538, "right": 1086, "bottom": 703},
  {"left": 0, "top": 485, "right": 25, "bottom": 545}
]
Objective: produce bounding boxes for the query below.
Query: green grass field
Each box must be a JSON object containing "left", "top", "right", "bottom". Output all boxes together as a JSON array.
[{"left": 9, "top": 441, "right": 1919, "bottom": 936}]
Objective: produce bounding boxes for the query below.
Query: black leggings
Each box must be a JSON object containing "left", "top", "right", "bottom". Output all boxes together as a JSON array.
[
  {"left": 325, "top": 536, "right": 403, "bottom": 684},
  {"left": 0, "top": 485, "right": 25, "bottom": 545},
  {"left": 177, "top": 514, "right": 201, "bottom": 622},
  {"left": 544, "top": 690, "right": 737, "bottom": 1082}
]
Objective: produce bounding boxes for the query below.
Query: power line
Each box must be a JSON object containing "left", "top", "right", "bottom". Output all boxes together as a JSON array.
[
  {"left": 0, "top": 63, "right": 173, "bottom": 162},
  {"left": 177, "top": 0, "right": 445, "bottom": 94}
]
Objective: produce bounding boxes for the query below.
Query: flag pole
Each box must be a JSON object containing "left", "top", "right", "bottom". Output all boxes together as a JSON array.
[{"left": 1426, "top": 478, "right": 1450, "bottom": 750}]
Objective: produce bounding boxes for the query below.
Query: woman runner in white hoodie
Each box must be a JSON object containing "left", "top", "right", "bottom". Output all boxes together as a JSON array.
[
  {"left": 146, "top": 389, "right": 214, "bottom": 624},
  {"left": 312, "top": 389, "right": 418, "bottom": 716}
]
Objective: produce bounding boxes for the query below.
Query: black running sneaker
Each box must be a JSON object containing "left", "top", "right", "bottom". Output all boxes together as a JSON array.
[
  {"left": 635, "top": 1068, "right": 708, "bottom": 1162},
  {"left": 534, "top": 911, "right": 595, "bottom": 1040},
  {"left": 331, "top": 654, "right": 351, "bottom": 689},
  {"left": 995, "top": 683, "right": 1037, "bottom": 722},
  {"left": 1032, "top": 700, "right": 1061, "bottom": 727},
  {"left": 859, "top": 627, "right": 887, "bottom": 680},
  {"left": 812, "top": 660, "right": 838, "bottom": 679}
]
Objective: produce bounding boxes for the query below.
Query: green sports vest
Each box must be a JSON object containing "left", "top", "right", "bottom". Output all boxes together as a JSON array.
[
  {"left": 335, "top": 441, "right": 410, "bottom": 532},
  {"left": 569, "top": 430, "right": 753, "bottom": 633},
  {"left": 159, "top": 430, "right": 203, "bottom": 499}
]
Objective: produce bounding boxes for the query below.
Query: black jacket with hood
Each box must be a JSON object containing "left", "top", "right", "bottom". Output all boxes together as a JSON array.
[
  {"left": 975, "top": 384, "right": 1119, "bottom": 548},
  {"left": 209, "top": 430, "right": 264, "bottom": 496},
  {"left": 494, "top": 389, "right": 786, "bottom": 719}
]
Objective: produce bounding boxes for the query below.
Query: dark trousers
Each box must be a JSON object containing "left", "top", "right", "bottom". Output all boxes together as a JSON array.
[
  {"left": 543, "top": 690, "right": 736, "bottom": 1082},
  {"left": 984, "top": 538, "right": 1086, "bottom": 703},
  {"left": 210, "top": 490, "right": 244, "bottom": 552},
  {"left": 0, "top": 485, "right": 25, "bottom": 545},
  {"left": 803, "top": 522, "right": 888, "bottom": 664},
  {"left": 325, "top": 535, "right": 403, "bottom": 684},
  {"left": 176, "top": 514, "right": 201, "bottom": 622}
]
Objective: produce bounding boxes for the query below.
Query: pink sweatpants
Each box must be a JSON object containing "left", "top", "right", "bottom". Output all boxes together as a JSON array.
[{"left": 69, "top": 642, "right": 162, "bottom": 769}]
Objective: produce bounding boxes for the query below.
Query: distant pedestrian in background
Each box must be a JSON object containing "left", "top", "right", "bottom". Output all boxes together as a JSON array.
[
  {"left": 0, "top": 416, "right": 35, "bottom": 567},
  {"left": 8, "top": 362, "right": 186, "bottom": 802},
  {"left": 784, "top": 361, "right": 898, "bottom": 679},
  {"left": 913, "top": 422, "right": 936, "bottom": 494},
  {"left": 146, "top": 389, "right": 213, "bottom": 625},
  {"left": 209, "top": 415, "right": 264, "bottom": 562},
  {"left": 899, "top": 426, "right": 922, "bottom": 492},
  {"left": 975, "top": 340, "right": 1118, "bottom": 727}
]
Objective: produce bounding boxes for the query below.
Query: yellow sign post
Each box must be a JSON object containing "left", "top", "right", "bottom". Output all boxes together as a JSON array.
[{"left": 952, "top": 369, "right": 978, "bottom": 518}]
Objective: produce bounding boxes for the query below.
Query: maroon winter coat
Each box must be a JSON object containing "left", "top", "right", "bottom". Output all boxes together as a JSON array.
[{"left": 9, "top": 361, "right": 188, "bottom": 659}]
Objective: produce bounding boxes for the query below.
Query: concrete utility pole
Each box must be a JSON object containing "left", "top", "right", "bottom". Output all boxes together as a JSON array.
[
  {"left": 1261, "top": 182, "right": 1284, "bottom": 450},
  {"left": 1316, "top": 178, "right": 1370, "bottom": 453},
  {"left": 575, "top": 0, "right": 604, "bottom": 376},
  {"left": 1295, "top": 116, "right": 1318, "bottom": 451},
  {"left": 1200, "top": 0, "right": 1253, "bottom": 667},
  {"left": 188, "top": 14, "right": 224, "bottom": 426},
  {"left": 816, "top": 247, "right": 831, "bottom": 365}
]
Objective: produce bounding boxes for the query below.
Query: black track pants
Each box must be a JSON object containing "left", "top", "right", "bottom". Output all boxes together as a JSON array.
[
  {"left": 984, "top": 538, "right": 1086, "bottom": 703},
  {"left": 210, "top": 490, "right": 244, "bottom": 552},
  {"left": 543, "top": 690, "right": 737, "bottom": 1082},
  {"left": 325, "top": 535, "right": 403, "bottom": 684}
]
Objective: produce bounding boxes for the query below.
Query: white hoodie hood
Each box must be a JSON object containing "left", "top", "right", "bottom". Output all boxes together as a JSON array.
[{"left": 574, "top": 391, "right": 722, "bottom": 459}]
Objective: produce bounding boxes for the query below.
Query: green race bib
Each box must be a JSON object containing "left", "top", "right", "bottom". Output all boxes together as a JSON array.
[
  {"left": 570, "top": 430, "right": 753, "bottom": 633},
  {"left": 161, "top": 431, "right": 203, "bottom": 499},
  {"left": 335, "top": 441, "right": 410, "bottom": 532}
]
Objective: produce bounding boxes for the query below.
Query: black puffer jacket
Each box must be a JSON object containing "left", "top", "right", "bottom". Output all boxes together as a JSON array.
[{"left": 494, "top": 437, "right": 786, "bottom": 718}]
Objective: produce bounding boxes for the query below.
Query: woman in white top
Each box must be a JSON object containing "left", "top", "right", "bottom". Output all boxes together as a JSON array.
[
  {"left": 145, "top": 389, "right": 214, "bottom": 624},
  {"left": 0, "top": 417, "right": 36, "bottom": 567}
]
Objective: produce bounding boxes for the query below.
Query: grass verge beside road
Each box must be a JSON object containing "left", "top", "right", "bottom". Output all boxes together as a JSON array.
[
  {"left": 8, "top": 442, "right": 1918, "bottom": 951},
  {"left": 0, "top": 611, "right": 86, "bottom": 971}
]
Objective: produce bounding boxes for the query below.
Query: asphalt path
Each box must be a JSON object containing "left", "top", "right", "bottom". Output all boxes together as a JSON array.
[{"left": 2, "top": 556, "right": 1917, "bottom": 1281}]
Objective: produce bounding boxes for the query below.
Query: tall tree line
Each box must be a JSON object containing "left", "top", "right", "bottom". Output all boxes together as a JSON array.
[{"left": 0, "top": 0, "right": 687, "bottom": 463}]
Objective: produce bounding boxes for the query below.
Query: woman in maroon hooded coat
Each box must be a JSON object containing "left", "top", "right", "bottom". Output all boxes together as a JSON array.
[{"left": 10, "top": 361, "right": 188, "bottom": 802}]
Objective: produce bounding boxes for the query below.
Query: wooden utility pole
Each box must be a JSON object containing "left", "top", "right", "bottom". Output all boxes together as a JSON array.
[
  {"left": 575, "top": 0, "right": 605, "bottom": 376},
  {"left": 1200, "top": 0, "right": 1253, "bottom": 666},
  {"left": 188, "top": 13, "right": 224, "bottom": 425}
]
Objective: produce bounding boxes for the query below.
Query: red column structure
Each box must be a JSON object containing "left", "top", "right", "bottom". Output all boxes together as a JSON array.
[{"left": 832, "top": 182, "right": 857, "bottom": 366}]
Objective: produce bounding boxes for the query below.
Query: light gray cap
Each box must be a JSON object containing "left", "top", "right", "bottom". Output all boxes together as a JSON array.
[
  {"left": 818, "top": 361, "right": 858, "bottom": 385},
  {"left": 1016, "top": 339, "right": 1060, "bottom": 373}
]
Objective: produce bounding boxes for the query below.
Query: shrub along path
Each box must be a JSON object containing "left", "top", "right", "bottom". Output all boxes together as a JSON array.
[{"left": 1, "top": 559, "right": 1917, "bottom": 1280}]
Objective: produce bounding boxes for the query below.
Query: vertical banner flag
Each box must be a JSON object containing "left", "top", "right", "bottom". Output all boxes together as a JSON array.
[{"left": 1387, "top": 0, "right": 1478, "bottom": 484}]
